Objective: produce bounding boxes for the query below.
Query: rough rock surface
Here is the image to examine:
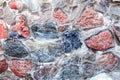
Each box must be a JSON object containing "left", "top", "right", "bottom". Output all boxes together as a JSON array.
[
  {"left": 85, "top": 30, "right": 114, "bottom": 51},
  {"left": 0, "top": 0, "right": 120, "bottom": 80}
]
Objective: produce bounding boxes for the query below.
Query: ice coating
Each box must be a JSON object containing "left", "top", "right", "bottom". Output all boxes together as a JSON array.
[
  {"left": 112, "top": 0, "right": 120, "bottom": 2},
  {"left": 90, "top": 73, "right": 113, "bottom": 80},
  {"left": 77, "top": 6, "right": 103, "bottom": 27},
  {"left": 0, "top": 0, "right": 120, "bottom": 80}
]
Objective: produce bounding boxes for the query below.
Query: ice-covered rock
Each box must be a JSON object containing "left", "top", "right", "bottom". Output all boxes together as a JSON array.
[{"left": 90, "top": 73, "right": 113, "bottom": 80}]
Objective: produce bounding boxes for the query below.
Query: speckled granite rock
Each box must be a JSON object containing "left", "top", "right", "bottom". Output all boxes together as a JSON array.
[{"left": 0, "top": 0, "right": 120, "bottom": 80}]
